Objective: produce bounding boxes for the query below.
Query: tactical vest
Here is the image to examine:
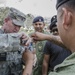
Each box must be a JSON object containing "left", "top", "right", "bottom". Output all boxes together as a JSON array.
[{"left": 0, "top": 29, "right": 23, "bottom": 75}]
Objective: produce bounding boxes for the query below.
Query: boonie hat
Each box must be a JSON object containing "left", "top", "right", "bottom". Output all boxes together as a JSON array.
[{"left": 7, "top": 7, "right": 26, "bottom": 27}]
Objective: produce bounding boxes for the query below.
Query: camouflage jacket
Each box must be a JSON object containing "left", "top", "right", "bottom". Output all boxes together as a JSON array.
[
  {"left": 0, "top": 29, "right": 23, "bottom": 75},
  {"left": 29, "top": 30, "right": 50, "bottom": 75},
  {"left": 48, "top": 52, "right": 75, "bottom": 75}
]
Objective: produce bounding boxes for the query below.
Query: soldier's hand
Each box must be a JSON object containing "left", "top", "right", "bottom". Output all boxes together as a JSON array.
[
  {"left": 31, "top": 32, "right": 47, "bottom": 41},
  {"left": 19, "top": 32, "right": 29, "bottom": 45}
]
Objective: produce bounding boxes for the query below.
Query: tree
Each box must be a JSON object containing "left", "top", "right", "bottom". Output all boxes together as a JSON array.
[
  {"left": 0, "top": 7, "right": 9, "bottom": 25},
  {"left": 24, "top": 14, "right": 34, "bottom": 29}
]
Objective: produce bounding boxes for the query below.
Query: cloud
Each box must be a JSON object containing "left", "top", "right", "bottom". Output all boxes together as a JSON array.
[
  {"left": 5, "top": 0, "right": 56, "bottom": 17},
  {"left": 0, "top": 0, "right": 6, "bottom": 4}
]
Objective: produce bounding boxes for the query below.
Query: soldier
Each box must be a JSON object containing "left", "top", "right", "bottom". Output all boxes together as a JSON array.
[
  {"left": 42, "top": 15, "right": 71, "bottom": 75},
  {"left": 48, "top": 0, "right": 75, "bottom": 75},
  {"left": 0, "top": 7, "right": 33, "bottom": 75},
  {"left": 29, "top": 16, "right": 50, "bottom": 75}
]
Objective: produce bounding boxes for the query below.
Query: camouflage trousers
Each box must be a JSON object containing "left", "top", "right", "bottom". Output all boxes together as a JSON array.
[
  {"left": 32, "top": 64, "right": 42, "bottom": 75},
  {"left": 0, "top": 61, "right": 23, "bottom": 75}
]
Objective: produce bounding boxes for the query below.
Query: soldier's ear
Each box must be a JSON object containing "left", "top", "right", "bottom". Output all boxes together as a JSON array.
[{"left": 62, "top": 8, "right": 72, "bottom": 30}]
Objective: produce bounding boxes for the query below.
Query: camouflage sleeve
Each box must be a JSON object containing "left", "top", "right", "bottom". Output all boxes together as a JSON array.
[{"left": 0, "top": 33, "right": 21, "bottom": 53}]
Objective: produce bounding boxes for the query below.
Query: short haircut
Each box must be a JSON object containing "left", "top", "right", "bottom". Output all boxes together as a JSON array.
[{"left": 58, "top": 0, "right": 75, "bottom": 11}]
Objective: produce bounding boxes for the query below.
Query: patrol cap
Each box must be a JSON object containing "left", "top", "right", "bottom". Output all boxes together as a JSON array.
[
  {"left": 56, "top": 0, "right": 70, "bottom": 9},
  {"left": 50, "top": 15, "right": 57, "bottom": 30},
  {"left": 33, "top": 16, "right": 44, "bottom": 23},
  {"left": 7, "top": 7, "right": 26, "bottom": 27}
]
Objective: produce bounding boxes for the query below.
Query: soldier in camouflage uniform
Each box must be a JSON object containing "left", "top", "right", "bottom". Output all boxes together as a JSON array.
[
  {"left": 0, "top": 7, "right": 33, "bottom": 75},
  {"left": 29, "top": 16, "right": 50, "bottom": 75}
]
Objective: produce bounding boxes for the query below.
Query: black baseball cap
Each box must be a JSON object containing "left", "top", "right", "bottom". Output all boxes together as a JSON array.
[
  {"left": 50, "top": 15, "right": 57, "bottom": 30},
  {"left": 56, "top": 0, "right": 70, "bottom": 9}
]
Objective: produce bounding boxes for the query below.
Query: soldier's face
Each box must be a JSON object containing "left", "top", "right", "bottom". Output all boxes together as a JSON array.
[
  {"left": 57, "top": 7, "right": 74, "bottom": 49},
  {"left": 51, "top": 27, "right": 59, "bottom": 35},
  {"left": 5, "top": 19, "right": 21, "bottom": 33},
  {"left": 33, "top": 22, "right": 45, "bottom": 32},
  {"left": 57, "top": 8, "right": 66, "bottom": 44}
]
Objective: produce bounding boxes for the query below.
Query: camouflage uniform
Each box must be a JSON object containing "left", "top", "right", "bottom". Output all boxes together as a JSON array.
[
  {"left": 0, "top": 7, "right": 26, "bottom": 75},
  {"left": 32, "top": 31, "right": 50, "bottom": 75},
  {"left": 48, "top": 52, "right": 75, "bottom": 75},
  {"left": 0, "top": 29, "right": 24, "bottom": 75}
]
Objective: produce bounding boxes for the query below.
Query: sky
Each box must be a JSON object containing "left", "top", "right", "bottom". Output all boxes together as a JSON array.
[{"left": 0, "top": 0, "right": 57, "bottom": 17}]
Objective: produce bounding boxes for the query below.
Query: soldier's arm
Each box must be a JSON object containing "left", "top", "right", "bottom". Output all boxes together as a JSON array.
[
  {"left": 22, "top": 50, "right": 33, "bottom": 75},
  {"left": 42, "top": 54, "right": 50, "bottom": 75},
  {"left": 45, "top": 34, "right": 66, "bottom": 48},
  {"left": 43, "top": 34, "right": 68, "bottom": 49},
  {"left": 31, "top": 32, "right": 66, "bottom": 48}
]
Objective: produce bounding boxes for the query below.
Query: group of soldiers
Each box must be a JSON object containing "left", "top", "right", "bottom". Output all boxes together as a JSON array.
[
  {"left": 0, "top": 6, "right": 50, "bottom": 75},
  {"left": 31, "top": 0, "right": 75, "bottom": 75}
]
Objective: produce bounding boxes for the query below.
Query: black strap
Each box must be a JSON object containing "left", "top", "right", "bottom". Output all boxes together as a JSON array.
[{"left": 0, "top": 52, "right": 6, "bottom": 61}]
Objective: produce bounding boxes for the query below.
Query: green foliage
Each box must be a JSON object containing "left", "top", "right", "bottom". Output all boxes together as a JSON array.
[
  {"left": 24, "top": 14, "right": 34, "bottom": 29},
  {"left": 0, "top": 7, "right": 9, "bottom": 25}
]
